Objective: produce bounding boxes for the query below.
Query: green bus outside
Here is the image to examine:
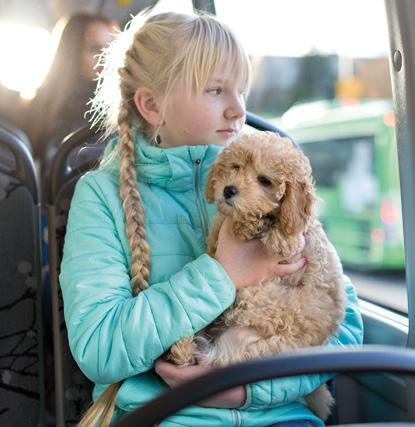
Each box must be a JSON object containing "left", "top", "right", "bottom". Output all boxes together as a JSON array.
[{"left": 276, "top": 99, "right": 404, "bottom": 270}]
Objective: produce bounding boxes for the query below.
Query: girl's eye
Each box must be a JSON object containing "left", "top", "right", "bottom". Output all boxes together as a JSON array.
[
  {"left": 208, "top": 87, "right": 222, "bottom": 95},
  {"left": 231, "top": 164, "right": 240, "bottom": 171},
  {"left": 258, "top": 176, "right": 272, "bottom": 186}
]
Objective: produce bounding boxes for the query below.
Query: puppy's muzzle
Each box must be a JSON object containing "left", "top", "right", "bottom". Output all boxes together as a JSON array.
[{"left": 223, "top": 185, "right": 238, "bottom": 199}]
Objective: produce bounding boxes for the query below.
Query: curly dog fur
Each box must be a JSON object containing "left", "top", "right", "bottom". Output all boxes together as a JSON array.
[{"left": 168, "top": 131, "right": 346, "bottom": 420}]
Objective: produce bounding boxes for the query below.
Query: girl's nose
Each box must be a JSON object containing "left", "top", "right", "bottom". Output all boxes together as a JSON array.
[{"left": 225, "top": 94, "right": 246, "bottom": 120}]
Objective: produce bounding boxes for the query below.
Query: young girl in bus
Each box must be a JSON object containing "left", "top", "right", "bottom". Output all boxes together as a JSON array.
[{"left": 60, "top": 10, "right": 363, "bottom": 427}]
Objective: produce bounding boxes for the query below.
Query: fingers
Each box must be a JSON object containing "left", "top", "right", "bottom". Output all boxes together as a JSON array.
[
  {"left": 222, "top": 216, "right": 232, "bottom": 228},
  {"left": 275, "top": 257, "right": 307, "bottom": 276},
  {"left": 155, "top": 358, "right": 213, "bottom": 380},
  {"left": 219, "top": 217, "right": 235, "bottom": 240},
  {"left": 154, "top": 358, "right": 175, "bottom": 376}
]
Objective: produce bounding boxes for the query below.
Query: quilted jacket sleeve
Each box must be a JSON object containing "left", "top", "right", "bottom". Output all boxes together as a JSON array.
[
  {"left": 59, "top": 174, "right": 236, "bottom": 384},
  {"left": 240, "top": 275, "right": 364, "bottom": 410}
]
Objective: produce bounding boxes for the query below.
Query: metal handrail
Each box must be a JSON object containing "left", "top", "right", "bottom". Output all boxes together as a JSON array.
[{"left": 116, "top": 345, "right": 415, "bottom": 427}]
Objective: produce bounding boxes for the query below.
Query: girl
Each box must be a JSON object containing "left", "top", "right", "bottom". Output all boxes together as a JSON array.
[
  {"left": 26, "top": 13, "right": 117, "bottom": 161},
  {"left": 60, "top": 10, "right": 363, "bottom": 427}
]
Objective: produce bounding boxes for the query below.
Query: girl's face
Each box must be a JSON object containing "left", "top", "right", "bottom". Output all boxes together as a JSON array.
[
  {"left": 159, "top": 64, "right": 247, "bottom": 147},
  {"left": 81, "top": 21, "right": 116, "bottom": 81}
]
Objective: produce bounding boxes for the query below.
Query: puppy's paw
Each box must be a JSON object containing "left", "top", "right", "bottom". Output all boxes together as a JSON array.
[
  {"left": 305, "top": 384, "right": 334, "bottom": 421},
  {"left": 167, "top": 336, "right": 197, "bottom": 367}
]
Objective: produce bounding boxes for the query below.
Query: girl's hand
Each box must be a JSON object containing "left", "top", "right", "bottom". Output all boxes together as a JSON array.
[
  {"left": 154, "top": 358, "right": 246, "bottom": 408},
  {"left": 215, "top": 218, "right": 306, "bottom": 290}
]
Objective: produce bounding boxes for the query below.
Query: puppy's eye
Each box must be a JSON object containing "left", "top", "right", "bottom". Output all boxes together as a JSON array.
[
  {"left": 231, "top": 164, "right": 240, "bottom": 171},
  {"left": 257, "top": 176, "right": 272, "bottom": 186}
]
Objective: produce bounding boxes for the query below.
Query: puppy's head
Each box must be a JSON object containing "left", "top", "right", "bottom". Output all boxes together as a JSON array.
[{"left": 206, "top": 131, "right": 316, "bottom": 237}]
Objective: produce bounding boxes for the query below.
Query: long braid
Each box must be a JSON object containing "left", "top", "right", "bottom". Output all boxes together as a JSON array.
[
  {"left": 77, "top": 106, "right": 151, "bottom": 427},
  {"left": 77, "top": 11, "right": 252, "bottom": 427},
  {"left": 118, "top": 101, "right": 151, "bottom": 294}
]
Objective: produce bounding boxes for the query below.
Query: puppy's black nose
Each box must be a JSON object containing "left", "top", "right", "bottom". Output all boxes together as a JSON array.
[{"left": 223, "top": 185, "right": 238, "bottom": 199}]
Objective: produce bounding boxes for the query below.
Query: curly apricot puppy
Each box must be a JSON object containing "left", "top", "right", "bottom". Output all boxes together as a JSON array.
[{"left": 168, "top": 131, "right": 346, "bottom": 420}]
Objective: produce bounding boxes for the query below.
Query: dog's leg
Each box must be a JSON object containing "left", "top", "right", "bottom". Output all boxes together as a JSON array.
[
  {"left": 206, "top": 217, "right": 224, "bottom": 257},
  {"left": 261, "top": 228, "right": 304, "bottom": 258},
  {"left": 304, "top": 384, "right": 334, "bottom": 421},
  {"left": 167, "top": 336, "right": 197, "bottom": 366},
  {"left": 199, "top": 327, "right": 263, "bottom": 367}
]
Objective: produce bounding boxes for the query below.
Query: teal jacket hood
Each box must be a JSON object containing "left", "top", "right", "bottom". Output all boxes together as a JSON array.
[{"left": 60, "top": 129, "right": 363, "bottom": 427}]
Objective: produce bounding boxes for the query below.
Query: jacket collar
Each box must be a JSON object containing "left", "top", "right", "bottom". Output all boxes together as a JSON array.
[{"left": 102, "top": 129, "right": 224, "bottom": 191}]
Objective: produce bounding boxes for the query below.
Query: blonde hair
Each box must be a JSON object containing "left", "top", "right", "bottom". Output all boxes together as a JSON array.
[{"left": 79, "top": 10, "right": 251, "bottom": 427}]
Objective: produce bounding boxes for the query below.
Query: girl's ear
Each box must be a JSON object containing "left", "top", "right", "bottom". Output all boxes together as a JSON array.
[{"left": 133, "top": 87, "right": 161, "bottom": 127}]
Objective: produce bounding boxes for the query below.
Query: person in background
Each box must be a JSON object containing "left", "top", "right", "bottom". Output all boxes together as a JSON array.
[{"left": 25, "top": 12, "right": 118, "bottom": 163}]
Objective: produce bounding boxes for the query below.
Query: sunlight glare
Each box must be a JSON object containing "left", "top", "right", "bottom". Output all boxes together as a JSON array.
[
  {"left": 0, "top": 23, "right": 53, "bottom": 95},
  {"left": 150, "top": 0, "right": 193, "bottom": 15},
  {"left": 216, "top": 0, "right": 389, "bottom": 58}
]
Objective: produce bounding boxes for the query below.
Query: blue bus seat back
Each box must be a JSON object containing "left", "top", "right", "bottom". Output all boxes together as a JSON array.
[
  {"left": 47, "top": 125, "right": 109, "bottom": 425},
  {"left": 0, "top": 121, "right": 44, "bottom": 426}
]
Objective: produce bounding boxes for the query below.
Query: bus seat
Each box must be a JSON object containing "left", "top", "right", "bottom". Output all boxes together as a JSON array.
[
  {"left": 0, "top": 118, "right": 33, "bottom": 153},
  {"left": 46, "top": 115, "right": 300, "bottom": 425},
  {"left": 246, "top": 111, "right": 298, "bottom": 147},
  {"left": 46, "top": 125, "right": 109, "bottom": 426},
  {"left": 0, "top": 122, "right": 44, "bottom": 426}
]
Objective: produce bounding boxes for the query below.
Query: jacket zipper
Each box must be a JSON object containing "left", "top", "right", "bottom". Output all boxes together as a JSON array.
[
  {"left": 193, "top": 158, "right": 209, "bottom": 241},
  {"left": 232, "top": 409, "right": 242, "bottom": 427}
]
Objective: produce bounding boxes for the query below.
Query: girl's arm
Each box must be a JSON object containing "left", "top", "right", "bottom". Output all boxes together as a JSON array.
[
  {"left": 239, "top": 275, "right": 364, "bottom": 410},
  {"left": 61, "top": 173, "right": 306, "bottom": 386},
  {"left": 154, "top": 359, "right": 246, "bottom": 407},
  {"left": 60, "top": 174, "right": 237, "bottom": 385}
]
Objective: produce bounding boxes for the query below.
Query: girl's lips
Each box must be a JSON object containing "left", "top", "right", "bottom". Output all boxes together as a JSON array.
[{"left": 217, "top": 129, "right": 237, "bottom": 137}]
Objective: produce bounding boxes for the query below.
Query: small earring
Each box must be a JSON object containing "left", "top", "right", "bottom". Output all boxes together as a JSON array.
[{"left": 155, "top": 134, "right": 162, "bottom": 145}]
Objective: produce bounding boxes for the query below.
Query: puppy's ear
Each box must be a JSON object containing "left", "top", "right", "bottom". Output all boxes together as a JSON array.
[
  {"left": 205, "top": 161, "right": 220, "bottom": 202},
  {"left": 279, "top": 178, "right": 315, "bottom": 236}
]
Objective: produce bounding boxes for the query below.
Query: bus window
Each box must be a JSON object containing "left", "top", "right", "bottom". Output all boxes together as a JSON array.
[
  {"left": 150, "top": 0, "right": 194, "bottom": 14},
  {"left": 301, "top": 136, "right": 375, "bottom": 191},
  {"left": 216, "top": 0, "right": 407, "bottom": 314},
  {"left": 283, "top": 100, "right": 405, "bottom": 270},
  {"left": 280, "top": 99, "right": 406, "bottom": 312}
]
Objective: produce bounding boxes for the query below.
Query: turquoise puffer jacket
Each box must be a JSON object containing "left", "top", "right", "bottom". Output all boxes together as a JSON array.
[{"left": 60, "top": 131, "right": 364, "bottom": 427}]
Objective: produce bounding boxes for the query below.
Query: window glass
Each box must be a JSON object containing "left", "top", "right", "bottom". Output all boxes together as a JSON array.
[
  {"left": 216, "top": 0, "right": 407, "bottom": 313},
  {"left": 302, "top": 136, "right": 375, "bottom": 190},
  {"left": 150, "top": 0, "right": 193, "bottom": 14}
]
